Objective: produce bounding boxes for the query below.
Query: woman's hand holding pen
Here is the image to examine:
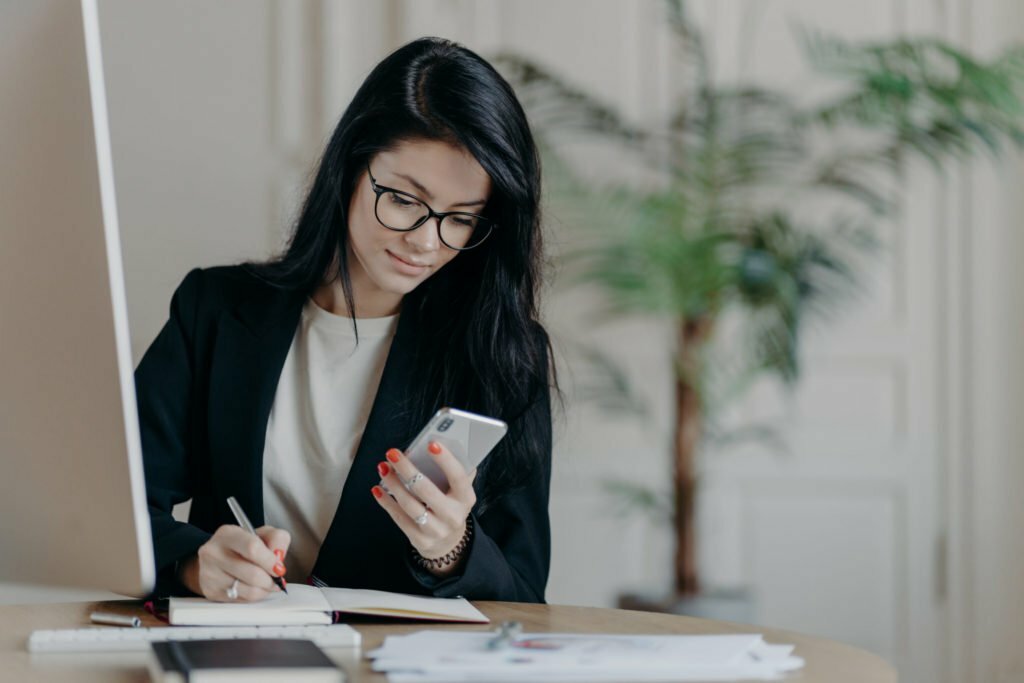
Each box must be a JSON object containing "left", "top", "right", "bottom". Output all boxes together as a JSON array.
[
  {"left": 372, "top": 441, "right": 476, "bottom": 577},
  {"left": 178, "top": 525, "right": 291, "bottom": 602}
]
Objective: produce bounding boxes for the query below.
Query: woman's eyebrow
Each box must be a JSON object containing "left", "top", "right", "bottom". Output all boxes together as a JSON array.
[{"left": 393, "top": 172, "right": 487, "bottom": 208}]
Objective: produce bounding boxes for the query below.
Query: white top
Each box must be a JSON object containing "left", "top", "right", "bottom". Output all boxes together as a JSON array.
[{"left": 262, "top": 298, "right": 399, "bottom": 582}]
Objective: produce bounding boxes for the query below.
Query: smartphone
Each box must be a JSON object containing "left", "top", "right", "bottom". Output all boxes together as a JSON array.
[{"left": 401, "top": 407, "right": 508, "bottom": 493}]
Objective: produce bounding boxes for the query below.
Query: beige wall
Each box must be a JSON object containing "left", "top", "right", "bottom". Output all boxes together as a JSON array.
[{"left": 100, "top": 0, "right": 283, "bottom": 364}]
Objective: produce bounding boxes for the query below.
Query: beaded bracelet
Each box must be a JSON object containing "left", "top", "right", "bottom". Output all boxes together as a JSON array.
[{"left": 411, "top": 516, "right": 474, "bottom": 571}]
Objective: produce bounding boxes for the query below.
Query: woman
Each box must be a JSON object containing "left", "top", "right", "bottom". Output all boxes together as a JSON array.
[{"left": 137, "top": 37, "right": 554, "bottom": 604}]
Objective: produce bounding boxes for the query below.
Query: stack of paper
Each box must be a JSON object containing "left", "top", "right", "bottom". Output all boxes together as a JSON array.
[{"left": 368, "top": 630, "right": 805, "bottom": 682}]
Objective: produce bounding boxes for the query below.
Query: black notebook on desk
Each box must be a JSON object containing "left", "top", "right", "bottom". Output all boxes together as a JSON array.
[{"left": 148, "top": 638, "right": 344, "bottom": 683}]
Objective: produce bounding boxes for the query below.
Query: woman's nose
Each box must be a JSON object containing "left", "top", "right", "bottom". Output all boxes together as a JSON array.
[{"left": 405, "top": 216, "right": 442, "bottom": 252}]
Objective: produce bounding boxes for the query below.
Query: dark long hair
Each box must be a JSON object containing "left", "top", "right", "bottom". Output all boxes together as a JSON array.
[{"left": 242, "top": 37, "right": 554, "bottom": 510}]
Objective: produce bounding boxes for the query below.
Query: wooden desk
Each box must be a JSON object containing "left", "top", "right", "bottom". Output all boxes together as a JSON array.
[{"left": 0, "top": 600, "right": 897, "bottom": 682}]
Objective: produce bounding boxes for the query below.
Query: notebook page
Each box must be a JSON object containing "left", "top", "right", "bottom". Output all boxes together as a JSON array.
[
  {"left": 320, "top": 587, "right": 489, "bottom": 623},
  {"left": 169, "top": 583, "right": 333, "bottom": 625}
]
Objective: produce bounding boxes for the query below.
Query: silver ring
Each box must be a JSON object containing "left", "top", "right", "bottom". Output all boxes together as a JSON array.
[
  {"left": 403, "top": 472, "right": 424, "bottom": 492},
  {"left": 414, "top": 509, "right": 429, "bottom": 526},
  {"left": 226, "top": 578, "right": 239, "bottom": 601}
]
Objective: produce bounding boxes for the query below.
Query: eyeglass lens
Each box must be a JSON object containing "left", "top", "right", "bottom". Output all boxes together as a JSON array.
[{"left": 376, "top": 191, "right": 491, "bottom": 250}]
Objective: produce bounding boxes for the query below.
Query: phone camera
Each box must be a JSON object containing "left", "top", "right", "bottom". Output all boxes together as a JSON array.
[{"left": 438, "top": 418, "right": 453, "bottom": 432}]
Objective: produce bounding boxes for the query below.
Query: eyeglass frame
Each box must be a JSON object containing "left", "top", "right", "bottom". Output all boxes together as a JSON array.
[{"left": 365, "top": 163, "right": 496, "bottom": 251}]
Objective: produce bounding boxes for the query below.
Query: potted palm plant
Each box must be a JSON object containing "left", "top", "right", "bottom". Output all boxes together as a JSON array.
[{"left": 496, "top": 0, "right": 1024, "bottom": 610}]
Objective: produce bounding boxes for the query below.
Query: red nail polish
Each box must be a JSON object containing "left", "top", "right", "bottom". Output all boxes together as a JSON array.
[
  {"left": 428, "top": 441, "right": 442, "bottom": 455},
  {"left": 371, "top": 485, "right": 384, "bottom": 499},
  {"left": 273, "top": 549, "right": 284, "bottom": 561},
  {"left": 377, "top": 462, "right": 390, "bottom": 477},
  {"left": 273, "top": 563, "right": 286, "bottom": 577},
  {"left": 386, "top": 448, "right": 402, "bottom": 463}
]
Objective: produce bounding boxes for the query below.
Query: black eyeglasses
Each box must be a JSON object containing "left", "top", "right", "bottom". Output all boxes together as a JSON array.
[{"left": 366, "top": 164, "right": 495, "bottom": 251}]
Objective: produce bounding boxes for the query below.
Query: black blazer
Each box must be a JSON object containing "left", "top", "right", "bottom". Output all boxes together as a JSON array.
[{"left": 135, "top": 265, "right": 552, "bottom": 602}]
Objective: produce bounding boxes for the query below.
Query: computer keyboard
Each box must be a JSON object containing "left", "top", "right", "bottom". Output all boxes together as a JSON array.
[{"left": 28, "top": 623, "right": 361, "bottom": 653}]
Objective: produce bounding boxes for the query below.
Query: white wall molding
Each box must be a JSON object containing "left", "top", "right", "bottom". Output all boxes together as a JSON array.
[
  {"left": 933, "top": 0, "right": 974, "bottom": 679},
  {"left": 737, "top": 479, "right": 911, "bottom": 663}
]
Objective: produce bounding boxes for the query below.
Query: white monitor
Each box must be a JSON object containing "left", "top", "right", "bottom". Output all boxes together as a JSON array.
[{"left": 0, "top": 0, "right": 154, "bottom": 596}]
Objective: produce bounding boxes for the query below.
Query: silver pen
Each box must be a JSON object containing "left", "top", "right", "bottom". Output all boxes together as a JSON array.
[
  {"left": 226, "top": 496, "right": 288, "bottom": 593},
  {"left": 90, "top": 612, "right": 140, "bottom": 628}
]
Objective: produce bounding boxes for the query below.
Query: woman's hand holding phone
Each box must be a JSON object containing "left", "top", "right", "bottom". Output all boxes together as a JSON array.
[
  {"left": 177, "top": 524, "right": 291, "bottom": 602},
  {"left": 371, "top": 441, "right": 476, "bottom": 576}
]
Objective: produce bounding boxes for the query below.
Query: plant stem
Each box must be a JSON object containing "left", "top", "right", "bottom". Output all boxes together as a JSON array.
[{"left": 674, "top": 314, "right": 712, "bottom": 596}]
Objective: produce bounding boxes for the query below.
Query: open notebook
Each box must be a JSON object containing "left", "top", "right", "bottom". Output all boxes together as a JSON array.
[{"left": 169, "top": 584, "right": 489, "bottom": 626}]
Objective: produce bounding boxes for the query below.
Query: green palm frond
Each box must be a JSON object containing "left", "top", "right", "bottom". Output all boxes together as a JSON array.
[
  {"left": 737, "top": 213, "right": 874, "bottom": 379},
  {"left": 566, "top": 340, "right": 650, "bottom": 418},
  {"left": 492, "top": 55, "right": 645, "bottom": 148},
  {"left": 665, "top": 87, "right": 807, "bottom": 229},
  {"left": 802, "top": 33, "right": 1024, "bottom": 164},
  {"left": 703, "top": 421, "right": 790, "bottom": 457},
  {"left": 806, "top": 149, "right": 898, "bottom": 214},
  {"left": 563, "top": 188, "right": 735, "bottom": 318},
  {"left": 601, "top": 479, "right": 673, "bottom": 523}
]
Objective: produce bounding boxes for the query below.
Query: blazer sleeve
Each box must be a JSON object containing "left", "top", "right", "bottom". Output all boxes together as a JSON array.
[
  {"left": 405, "top": 332, "right": 553, "bottom": 603},
  {"left": 135, "top": 268, "right": 213, "bottom": 598}
]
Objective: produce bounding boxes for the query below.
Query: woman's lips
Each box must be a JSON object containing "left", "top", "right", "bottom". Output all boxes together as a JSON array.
[{"left": 387, "top": 250, "right": 429, "bottom": 275}]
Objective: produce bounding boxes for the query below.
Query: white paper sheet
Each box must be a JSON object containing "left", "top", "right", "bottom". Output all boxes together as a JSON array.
[{"left": 367, "top": 630, "right": 805, "bottom": 682}]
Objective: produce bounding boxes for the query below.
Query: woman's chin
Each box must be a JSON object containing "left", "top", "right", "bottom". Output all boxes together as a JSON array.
[{"left": 370, "top": 272, "right": 424, "bottom": 298}]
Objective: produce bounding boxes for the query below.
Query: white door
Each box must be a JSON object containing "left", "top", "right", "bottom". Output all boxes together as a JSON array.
[{"left": 691, "top": 2, "right": 973, "bottom": 682}]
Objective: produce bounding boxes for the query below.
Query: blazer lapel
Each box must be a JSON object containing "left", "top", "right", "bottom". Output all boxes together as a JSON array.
[
  {"left": 207, "top": 285, "right": 304, "bottom": 528},
  {"left": 206, "top": 275, "right": 423, "bottom": 590},
  {"left": 310, "top": 306, "right": 420, "bottom": 589}
]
